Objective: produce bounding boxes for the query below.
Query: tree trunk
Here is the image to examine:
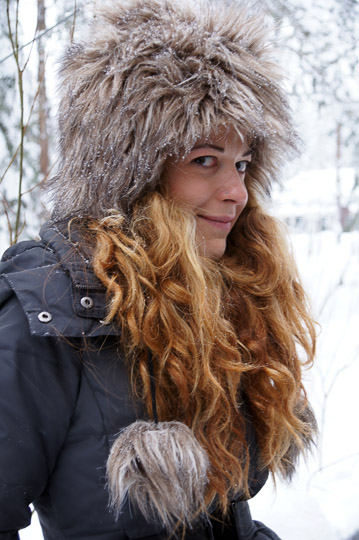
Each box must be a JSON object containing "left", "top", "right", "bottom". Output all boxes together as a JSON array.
[
  {"left": 37, "top": 0, "right": 49, "bottom": 180},
  {"left": 336, "top": 122, "right": 348, "bottom": 231}
]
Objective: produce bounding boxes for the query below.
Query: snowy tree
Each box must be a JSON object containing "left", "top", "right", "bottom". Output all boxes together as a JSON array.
[
  {"left": 262, "top": 0, "right": 359, "bottom": 231},
  {"left": 1, "top": 0, "right": 43, "bottom": 244},
  {"left": 0, "top": 0, "right": 87, "bottom": 247}
]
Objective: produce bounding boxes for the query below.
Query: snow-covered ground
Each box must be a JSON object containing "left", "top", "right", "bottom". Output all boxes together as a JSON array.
[{"left": 249, "top": 229, "right": 359, "bottom": 540}]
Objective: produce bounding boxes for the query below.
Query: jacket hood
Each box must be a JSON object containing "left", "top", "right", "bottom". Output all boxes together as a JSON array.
[{"left": 48, "top": 0, "right": 298, "bottom": 220}]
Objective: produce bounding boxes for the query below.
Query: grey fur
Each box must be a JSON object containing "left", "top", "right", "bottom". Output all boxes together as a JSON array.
[
  {"left": 48, "top": 0, "right": 298, "bottom": 219},
  {"left": 106, "top": 420, "right": 209, "bottom": 533},
  {"left": 282, "top": 402, "right": 318, "bottom": 480}
]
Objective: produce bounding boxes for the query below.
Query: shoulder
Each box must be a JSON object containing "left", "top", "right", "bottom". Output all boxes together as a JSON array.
[{"left": 0, "top": 222, "right": 120, "bottom": 338}]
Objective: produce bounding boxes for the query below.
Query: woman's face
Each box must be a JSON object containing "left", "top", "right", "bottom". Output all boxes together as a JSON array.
[{"left": 163, "top": 126, "right": 251, "bottom": 259}]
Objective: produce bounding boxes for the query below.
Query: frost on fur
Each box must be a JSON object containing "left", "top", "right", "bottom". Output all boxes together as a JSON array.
[
  {"left": 106, "top": 420, "right": 209, "bottom": 532},
  {"left": 49, "top": 0, "right": 298, "bottom": 220}
]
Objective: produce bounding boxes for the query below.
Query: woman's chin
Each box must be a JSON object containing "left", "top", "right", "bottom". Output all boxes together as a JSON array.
[{"left": 198, "top": 237, "right": 227, "bottom": 260}]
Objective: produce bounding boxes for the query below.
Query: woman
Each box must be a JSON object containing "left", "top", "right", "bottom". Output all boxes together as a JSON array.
[{"left": 0, "top": 0, "right": 316, "bottom": 539}]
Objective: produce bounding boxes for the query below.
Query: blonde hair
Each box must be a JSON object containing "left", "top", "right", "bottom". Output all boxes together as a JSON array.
[{"left": 85, "top": 184, "right": 316, "bottom": 515}]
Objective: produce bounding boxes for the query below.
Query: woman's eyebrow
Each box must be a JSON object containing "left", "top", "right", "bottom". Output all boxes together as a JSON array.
[
  {"left": 192, "top": 144, "right": 252, "bottom": 158},
  {"left": 193, "top": 144, "right": 225, "bottom": 152}
]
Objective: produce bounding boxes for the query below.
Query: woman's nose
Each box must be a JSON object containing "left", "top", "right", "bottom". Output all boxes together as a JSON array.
[{"left": 218, "top": 170, "right": 248, "bottom": 205}]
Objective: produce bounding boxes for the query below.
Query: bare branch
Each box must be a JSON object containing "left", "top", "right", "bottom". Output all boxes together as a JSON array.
[{"left": 0, "top": 11, "right": 77, "bottom": 65}]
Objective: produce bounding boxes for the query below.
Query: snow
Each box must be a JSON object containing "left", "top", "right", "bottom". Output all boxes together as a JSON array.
[
  {"left": 249, "top": 229, "right": 359, "bottom": 540},
  {"left": 272, "top": 168, "right": 358, "bottom": 234},
  {"left": 21, "top": 511, "right": 42, "bottom": 540},
  {"left": 274, "top": 168, "right": 357, "bottom": 211},
  {"left": 246, "top": 169, "right": 359, "bottom": 540}
]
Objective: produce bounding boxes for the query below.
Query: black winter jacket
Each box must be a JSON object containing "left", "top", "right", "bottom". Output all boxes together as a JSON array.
[{"left": 0, "top": 222, "right": 281, "bottom": 540}]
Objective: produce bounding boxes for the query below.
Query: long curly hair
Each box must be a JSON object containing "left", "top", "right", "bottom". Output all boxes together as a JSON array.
[{"left": 86, "top": 176, "right": 316, "bottom": 515}]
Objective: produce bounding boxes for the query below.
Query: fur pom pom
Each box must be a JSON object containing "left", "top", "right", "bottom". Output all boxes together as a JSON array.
[{"left": 106, "top": 420, "right": 209, "bottom": 532}]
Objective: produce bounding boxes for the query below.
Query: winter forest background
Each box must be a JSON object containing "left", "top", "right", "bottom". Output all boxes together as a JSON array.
[{"left": 1, "top": 0, "right": 358, "bottom": 538}]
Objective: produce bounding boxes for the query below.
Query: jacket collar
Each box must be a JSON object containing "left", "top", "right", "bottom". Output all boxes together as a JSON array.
[
  {"left": 0, "top": 220, "right": 120, "bottom": 338},
  {"left": 40, "top": 220, "right": 104, "bottom": 291}
]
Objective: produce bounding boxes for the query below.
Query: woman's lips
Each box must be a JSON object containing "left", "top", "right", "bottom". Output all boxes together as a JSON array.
[{"left": 197, "top": 215, "right": 234, "bottom": 230}]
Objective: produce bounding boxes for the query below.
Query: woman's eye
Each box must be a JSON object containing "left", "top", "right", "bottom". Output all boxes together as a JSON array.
[
  {"left": 236, "top": 161, "right": 249, "bottom": 173},
  {"left": 193, "top": 156, "right": 217, "bottom": 167}
]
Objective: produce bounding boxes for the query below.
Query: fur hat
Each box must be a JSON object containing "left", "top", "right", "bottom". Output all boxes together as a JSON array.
[{"left": 48, "top": 0, "right": 297, "bottom": 220}]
